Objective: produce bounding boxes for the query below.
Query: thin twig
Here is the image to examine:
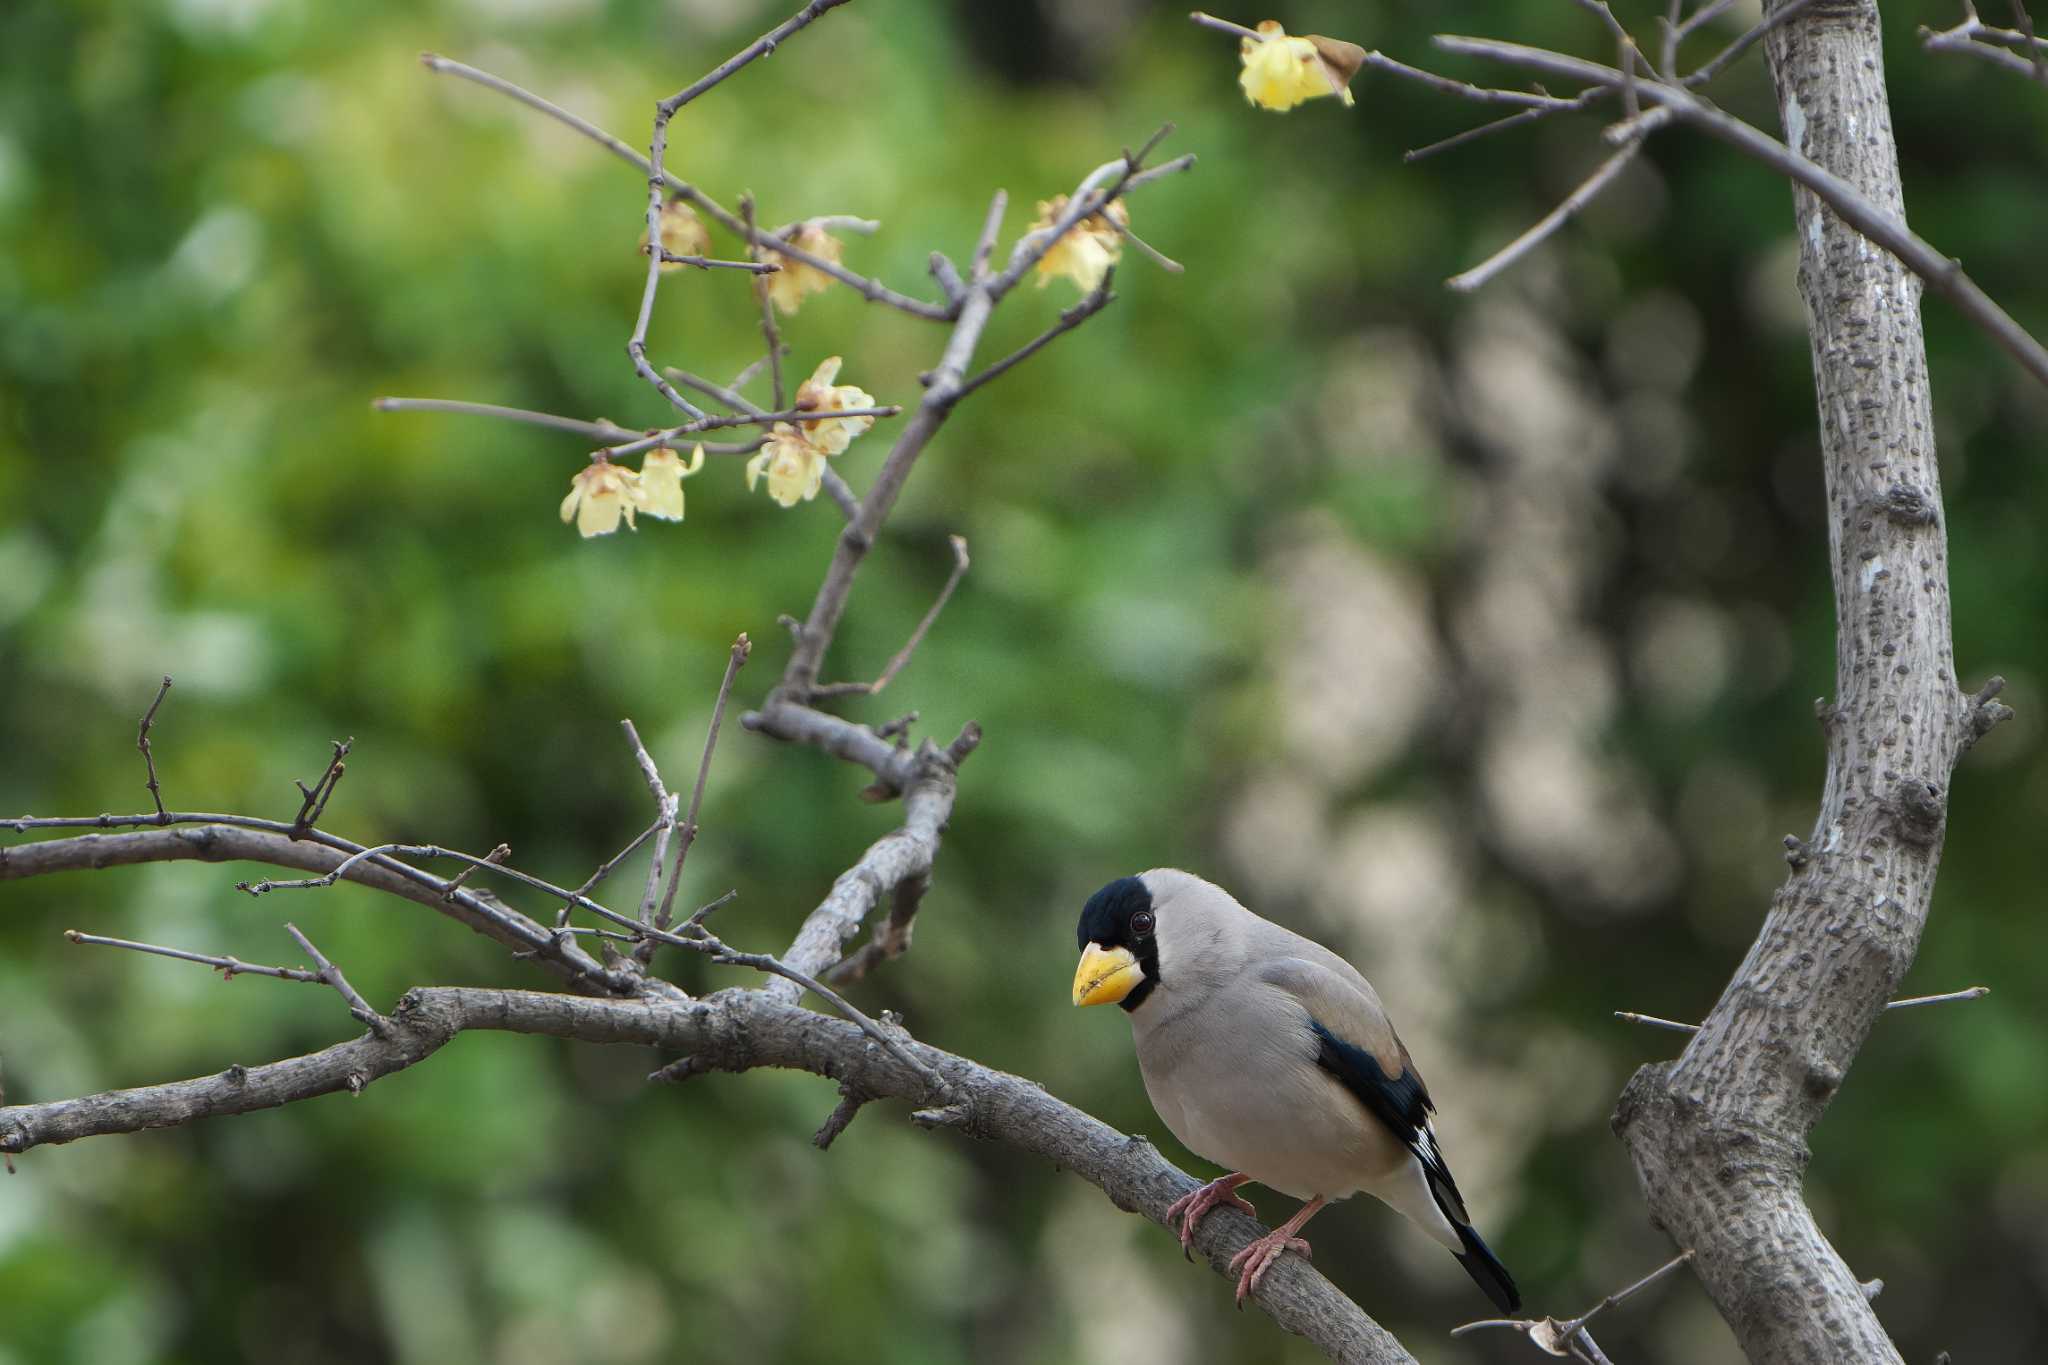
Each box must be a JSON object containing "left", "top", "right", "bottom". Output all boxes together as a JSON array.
[
  {"left": 1617, "top": 987, "right": 1989, "bottom": 1033},
  {"left": 1108, "top": 218, "right": 1185, "bottom": 273},
  {"left": 442, "top": 843, "right": 510, "bottom": 901},
  {"left": 667, "top": 367, "right": 759, "bottom": 415},
  {"left": 136, "top": 676, "right": 172, "bottom": 823},
  {"left": 1686, "top": 0, "right": 1819, "bottom": 88},
  {"left": 1433, "top": 34, "right": 2048, "bottom": 389},
  {"left": 370, "top": 397, "right": 762, "bottom": 454},
  {"left": 1922, "top": 6, "right": 2048, "bottom": 83},
  {"left": 289, "top": 739, "right": 351, "bottom": 837},
  {"left": 685, "top": 403, "right": 903, "bottom": 434},
  {"left": 1406, "top": 98, "right": 1599, "bottom": 162},
  {"left": 695, "top": 932, "right": 950, "bottom": 1098},
  {"left": 684, "top": 888, "right": 740, "bottom": 931},
  {"left": 813, "top": 537, "right": 971, "bottom": 698},
  {"left": 621, "top": 720, "right": 680, "bottom": 951},
  {"left": 1451, "top": 1250, "right": 1694, "bottom": 1357},
  {"left": 743, "top": 196, "right": 788, "bottom": 412},
  {"left": 417, "top": 53, "right": 952, "bottom": 321},
  {"left": 562, "top": 819, "right": 665, "bottom": 929},
  {"left": 650, "top": 635, "right": 752, "bottom": 940},
  {"left": 1362, "top": 50, "right": 1583, "bottom": 111},
  {"left": 621, "top": 719, "right": 671, "bottom": 808},
  {"left": 812, "top": 1084, "right": 870, "bottom": 1149},
  {"left": 659, "top": 0, "right": 850, "bottom": 112},
  {"left": 727, "top": 348, "right": 784, "bottom": 395},
  {"left": 653, "top": 250, "right": 780, "bottom": 273},
  {"left": 1886, "top": 986, "right": 1991, "bottom": 1010},
  {"left": 955, "top": 281, "right": 1115, "bottom": 399},
  {"left": 284, "top": 923, "right": 388, "bottom": 1035},
  {"left": 1447, "top": 140, "right": 1643, "bottom": 292},
  {"left": 970, "top": 191, "right": 1008, "bottom": 282},
  {"left": 65, "top": 929, "right": 322, "bottom": 984},
  {"left": 1189, "top": 10, "right": 1263, "bottom": 42}
]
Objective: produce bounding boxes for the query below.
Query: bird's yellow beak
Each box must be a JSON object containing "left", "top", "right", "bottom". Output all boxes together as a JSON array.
[{"left": 1073, "top": 942, "right": 1144, "bottom": 1007}]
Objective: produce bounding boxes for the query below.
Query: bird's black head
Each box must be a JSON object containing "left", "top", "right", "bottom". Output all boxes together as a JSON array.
[{"left": 1075, "top": 875, "right": 1160, "bottom": 1011}]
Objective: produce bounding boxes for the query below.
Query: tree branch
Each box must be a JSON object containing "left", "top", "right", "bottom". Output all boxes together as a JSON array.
[
  {"left": 1432, "top": 33, "right": 2048, "bottom": 387},
  {"left": 1, "top": 819, "right": 626, "bottom": 993},
  {"left": 0, "top": 984, "right": 1414, "bottom": 1361}
]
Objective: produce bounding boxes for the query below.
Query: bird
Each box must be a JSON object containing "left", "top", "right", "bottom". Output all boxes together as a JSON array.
[{"left": 1071, "top": 868, "right": 1519, "bottom": 1313}]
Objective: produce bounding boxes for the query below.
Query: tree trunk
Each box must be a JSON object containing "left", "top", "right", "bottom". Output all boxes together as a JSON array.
[{"left": 1612, "top": 2, "right": 2002, "bottom": 1360}]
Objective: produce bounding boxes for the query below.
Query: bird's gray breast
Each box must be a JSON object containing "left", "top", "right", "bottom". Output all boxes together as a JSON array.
[{"left": 1130, "top": 980, "right": 1389, "bottom": 1200}]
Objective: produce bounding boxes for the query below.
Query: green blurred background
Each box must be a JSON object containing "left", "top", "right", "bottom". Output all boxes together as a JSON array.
[{"left": 3, "top": 0, "right": 2045, "bottom": 1360}]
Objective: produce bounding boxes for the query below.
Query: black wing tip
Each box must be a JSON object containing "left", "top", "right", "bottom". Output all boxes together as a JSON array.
[{"left": 1453, "top": 1224, "right": 1522, "bottom": 1314}]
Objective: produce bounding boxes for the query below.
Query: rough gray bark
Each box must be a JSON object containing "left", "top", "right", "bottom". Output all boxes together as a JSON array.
[
  {"left": 0, "top": 981, "right": 1415, "bottom": 1364},
  {"left": 1611, "top": 4, "right": 2006, "bottom": 1361}
]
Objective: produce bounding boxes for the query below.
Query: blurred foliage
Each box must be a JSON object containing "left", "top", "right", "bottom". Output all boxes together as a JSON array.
[{"left": 3, "top": 0, "right": 2047, "bottom": 1362}]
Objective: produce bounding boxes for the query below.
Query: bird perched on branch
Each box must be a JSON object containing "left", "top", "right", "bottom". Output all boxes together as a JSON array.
[{"left": 1072, "top": 868, "right": 1519, "bottom": 1312}]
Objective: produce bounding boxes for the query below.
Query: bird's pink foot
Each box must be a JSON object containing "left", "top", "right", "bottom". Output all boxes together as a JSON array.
[
  {"left": 1228, "top": 1228, "right": 1313, "bottom": 1307},
  {"left": 1164, "top": 1174, "right": 1256, "bottom": 1259}
]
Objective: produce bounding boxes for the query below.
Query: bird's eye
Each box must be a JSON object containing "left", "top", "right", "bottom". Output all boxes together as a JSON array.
[{"left": 1130, "top": 909, "right": 1155, "bottom": 936}]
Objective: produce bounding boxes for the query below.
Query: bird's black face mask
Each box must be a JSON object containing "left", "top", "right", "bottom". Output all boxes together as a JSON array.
[{"left": 1072, "top": 875, "right": 1160, "bottom": 1012}]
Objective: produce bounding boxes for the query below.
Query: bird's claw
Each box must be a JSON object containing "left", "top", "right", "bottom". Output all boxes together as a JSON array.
[
  {"left": 1164, "top": 1175, "right": 1257, "bottom": 1261},
  {"left": 1228, "top": 1231, "right": 1312, "bottom": 1307}
]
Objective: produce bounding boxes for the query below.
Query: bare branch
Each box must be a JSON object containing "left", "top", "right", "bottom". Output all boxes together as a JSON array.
[
  {"left": 825, "top": 868, "right": 929, "bottom": 986},
  {"left": 0, "top": 985, "right": 1415, "bottom": 1360},
  {"left": 1922, "top": 4, "right": 2048, "bottom": 83},
  {"left": 418, "top": 54, "right": 952, "bottom": 321},
  {"left": 442, "top": 842, "right": 509, "bottom": 900},
  {"left": 1432, "top": 34, "right": 2048, "bottom": 388},
  {"left": 1452, "top": 1250, "right": 1693, "bottom": 1360},
  {"left": 2, "top": 817, "right": 626, "bottom": 991},
  {"left": 284, "top": 922, "right": 388, "bottom": 1035},
  {"left": 812, "top": 1083, "right": 870, "bottom": 1149},
  {"left": 658, "top": 0, "right": 850, "bottom": 113},
  {"left": 1447, "top": 141, "right": 1643, "bottom": 292},
  {"left": 1617, "top": 986, "right": 1989, "bottom": 1034},
  {"left": 813, "top": 536, "right": 971, "bottom": 699},
  {"left": 136, "top": 676, "right": 172, "bottom": 822},
  {"left": 644, "top": 634, "right": 750, "bottom": 958},
  {"left": 620, "top": 720, "right": 680, "bottom": 948},
  {"left": 955, "top": 283, "right": 1115, "bottom": 399},
  {"left": 744, "top": 195, "right": 788, "bottom": 412},
  {"left": 1686, "top": 0, "right": 1819, "bottom": 88},
  {"left": 65, "top": 929, "right": 322, "bottom": 984},
  {"left": 970, "top": 190, "right": 1008, "bottom": 281},
  {"left": 1188, "top": 10, "right": 1262, "bottom": 42},
  {"left": 651, "top": 249, "right": 779, "bottom": 273},
  {"left": 370, "top": 397, "right": 764, "bottom": 455},
  {"left": 289, "top": 738, "right": 351, "bottom": 837}
]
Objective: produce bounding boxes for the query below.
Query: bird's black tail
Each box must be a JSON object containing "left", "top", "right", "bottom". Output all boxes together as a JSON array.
[{"left": 1451, "top": 1221, "right": 1521, "bottom": 1314}]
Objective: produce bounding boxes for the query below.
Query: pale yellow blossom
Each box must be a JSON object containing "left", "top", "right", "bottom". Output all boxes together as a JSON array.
[
  {"left": 560, "top": 461, "right": 642, "bottom": 537},
  {"left": 1238, "top": 20, "right": 1362, "bottom": 111},
  {"left": 793, "top": 356, "right": 877, "bottom": 456},
  {"left": 764, "top": 221, "right": 844, "bottom": 314},
  {"left": 745, "top": 424, "right": 828, "bottom": 508},
  {"left": 1029, "top": 195, "right": 1128, "bottom": 294},
  {"left": 640, "top": 199, "right": 713, "bottom": 273},
  {"left": 634, "top": 444, "right": 705, "bottom": 522}
]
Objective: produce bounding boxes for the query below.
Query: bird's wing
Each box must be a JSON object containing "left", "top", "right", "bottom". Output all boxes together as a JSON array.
[{"left": 1255, "top": 955, "right": 1467, "bottom": 1224}]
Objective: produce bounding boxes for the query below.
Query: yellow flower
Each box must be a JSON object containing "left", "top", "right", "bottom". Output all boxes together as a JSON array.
[
  {"left": 1029, "top": 195, "right": 1127, "bottom": 294},
  {"left": 1238, "top": 20, "right": 1363, "bottom": 111},
  {"left": 745, "top": 424, "right": 828, "bottom": 508},
  {"left": 634, "top": 444, "right": 705, "bottom": 521},
  {"left": 560, "top": 461, "right": 642, "bottom": 537},
  {"left": 639, "top": 199, "right": 712, "bottom": 273},
  {"left": 764, "top": 221, "right": 844, "bottom": 314},
  {"left": 793, "top": 356, "right": 877, "bottom": 456}
]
